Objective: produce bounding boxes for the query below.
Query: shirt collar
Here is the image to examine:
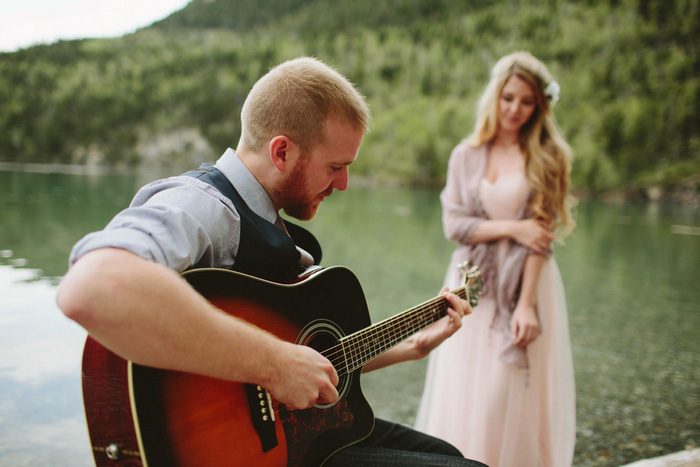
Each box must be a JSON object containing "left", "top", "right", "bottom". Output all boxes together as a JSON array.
[{"left": 215, "top": 148, "right": 279, "bottom": 224}]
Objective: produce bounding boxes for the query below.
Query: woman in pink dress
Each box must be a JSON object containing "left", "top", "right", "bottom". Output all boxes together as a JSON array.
[{"left": 415, "top": 52, "right": 576, "bottom": 466}]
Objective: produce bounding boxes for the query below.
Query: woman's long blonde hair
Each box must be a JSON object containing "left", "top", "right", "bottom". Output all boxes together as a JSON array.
[{"left": 467, "top": 52, "right": 575, "bottom": 235}]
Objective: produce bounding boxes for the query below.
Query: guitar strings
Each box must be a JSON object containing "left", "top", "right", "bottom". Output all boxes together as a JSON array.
[
  {"left": 323, "top": 281, "right": 475, "bottom": 377},
  {"left": 266, "top": 278, "right": 478, "bottom": 414},
  {"left": 326, "top": 280, "right": 478, "bottom": 375},
  {"left": 321, "top": 282, "right": 473, "bottom": 373},
  {"left": 265, "top": 304, "right": 444, "bottom": 414},
  {"left": 265, "top": 296, "right": 450, "bottom": 414},
  {"left": 331, "top": 297, "right": 450, "bottom": 372}
]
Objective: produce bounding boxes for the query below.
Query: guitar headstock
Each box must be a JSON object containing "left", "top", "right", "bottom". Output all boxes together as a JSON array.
[{"left": 458, "top": 261, "right": 483, "bottom": 308}]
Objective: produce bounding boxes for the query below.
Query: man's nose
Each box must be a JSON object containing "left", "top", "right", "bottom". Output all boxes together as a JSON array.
[{"left": 334, "top": 166, "right": 349, "bottom": 191}]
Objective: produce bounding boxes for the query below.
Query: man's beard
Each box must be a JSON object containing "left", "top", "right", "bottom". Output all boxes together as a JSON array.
[{"left": 273, "top": 158, "right": 327, "bottom": 221}]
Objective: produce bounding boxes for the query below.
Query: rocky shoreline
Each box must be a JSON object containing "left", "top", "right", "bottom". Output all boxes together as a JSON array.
[{"left": 622, "top": 448, "right": 700, "bottom": 466}]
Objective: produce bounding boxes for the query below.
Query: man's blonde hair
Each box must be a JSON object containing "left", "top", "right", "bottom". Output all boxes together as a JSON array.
[{"left": 240, "top": 57, "right": 370, "bottom": 153}]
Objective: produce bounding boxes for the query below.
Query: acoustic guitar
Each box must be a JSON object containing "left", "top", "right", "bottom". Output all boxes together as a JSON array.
[{"left": 81, "top": 263, "right": 482, "bottom": 466}]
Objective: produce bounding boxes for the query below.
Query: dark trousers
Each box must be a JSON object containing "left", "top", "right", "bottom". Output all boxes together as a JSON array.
[{"left": 324, "top": 418, "right": 488, "bottom": 466}]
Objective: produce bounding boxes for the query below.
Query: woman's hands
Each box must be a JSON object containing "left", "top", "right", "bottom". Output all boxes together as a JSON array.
[
  {"left": 511, "top": 303, "right": 540, "bottom": 348},
  {"left": 467, "top": 218, "right": 553, "bottom": 255},
  {"left": 513, "top": 219, "right": 555, "bottom": 255}
]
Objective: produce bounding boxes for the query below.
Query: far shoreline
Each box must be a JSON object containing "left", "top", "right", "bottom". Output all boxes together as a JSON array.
[{"left": 2, "top": 161, "right": 699, "bottom": 207}]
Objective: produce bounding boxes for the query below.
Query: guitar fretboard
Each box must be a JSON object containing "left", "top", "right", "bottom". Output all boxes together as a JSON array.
[{"left": 336, "top": 276, "right": 479, "bottom": 374}]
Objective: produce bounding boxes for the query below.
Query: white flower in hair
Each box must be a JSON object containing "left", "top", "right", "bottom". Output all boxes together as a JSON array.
[{"left": 544, "top": 80, "right": 560, "bottom": 106}]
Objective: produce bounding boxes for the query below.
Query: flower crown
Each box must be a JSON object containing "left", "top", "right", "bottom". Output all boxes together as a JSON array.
[
  {"left": 544, "top": 80, "right": 560, "bottom": 107},
  {"left": 504, "top": 61, "right": 560, "bottom": 107}
]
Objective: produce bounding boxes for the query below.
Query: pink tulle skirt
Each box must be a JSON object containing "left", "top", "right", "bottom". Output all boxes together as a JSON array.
[{"left": 415, "top": 254, "right": 576, "bottom": 467}]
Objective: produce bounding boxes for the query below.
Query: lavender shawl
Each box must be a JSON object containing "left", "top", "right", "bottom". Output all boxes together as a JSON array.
[{"left": 441, "top": 142, "right": 546, "bottom": 367}]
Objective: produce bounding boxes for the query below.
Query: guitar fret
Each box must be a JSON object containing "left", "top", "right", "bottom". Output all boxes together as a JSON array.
[
  {"left": 336, "top": 269, "right": 482, "bottom": 375},
  {"left": 342, "top": 290, "right": 458, "bottom": 371}
]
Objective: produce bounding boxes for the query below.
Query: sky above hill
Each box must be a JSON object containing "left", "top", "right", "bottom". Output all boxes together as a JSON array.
[{"left": 0, "top": 0, "right": 190, "bottom": 52}]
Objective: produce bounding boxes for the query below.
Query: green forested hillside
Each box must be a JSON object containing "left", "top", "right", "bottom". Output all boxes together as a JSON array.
[{"left": 1, "top": 0, "right": 698, "bottom": 198}]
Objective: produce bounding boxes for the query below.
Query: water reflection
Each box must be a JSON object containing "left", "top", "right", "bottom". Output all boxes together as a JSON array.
[
  {"left": 0, "top": 169, "right": 699, "bottom": 466},
  {"left": 0, "top": 264, "right": 92, "bottom": 466},
  {"left": 556, "top": 201, "right": 700, "bottom": 465}
]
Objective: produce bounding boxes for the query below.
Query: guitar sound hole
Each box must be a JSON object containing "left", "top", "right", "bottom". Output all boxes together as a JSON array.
[{"left": 296, "top": 319, "right": 351, "bottom": 409}]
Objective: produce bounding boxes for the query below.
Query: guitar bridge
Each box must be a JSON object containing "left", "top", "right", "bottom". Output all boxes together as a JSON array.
[{"left": 244, "top": 384, "right": 278, "bottom": 452}]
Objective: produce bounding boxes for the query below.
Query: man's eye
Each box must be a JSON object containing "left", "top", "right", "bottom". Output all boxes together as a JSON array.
[{"left": 331, "top": 166, "right": 343, "bottom": 172}]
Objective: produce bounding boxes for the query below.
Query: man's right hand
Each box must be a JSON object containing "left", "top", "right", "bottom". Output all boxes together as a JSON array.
[
  {"left": 265, "top": 342, "right": 339, "bottom": 410},
  {"left": 58, "top": 248, "right": 341, "bottom": 411}
]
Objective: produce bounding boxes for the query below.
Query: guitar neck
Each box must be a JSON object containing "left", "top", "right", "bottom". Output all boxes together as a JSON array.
[{"left": 338, "top": 280, "right": 477, "bottom": 373}]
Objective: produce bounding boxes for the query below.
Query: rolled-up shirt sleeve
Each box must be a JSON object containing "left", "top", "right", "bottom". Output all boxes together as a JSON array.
[{"left": 69, "top": 176, "right": 241, "bottom": 272}]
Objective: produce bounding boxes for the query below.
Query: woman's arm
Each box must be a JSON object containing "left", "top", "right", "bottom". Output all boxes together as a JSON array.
[
  {"left": 440, "top": 148, "right": 554, "bottom": 255},
  {"left": 470, "top": 218, "right": 555, "bottom": 255},
  {"left": 511, "top": 253, "right": 546, "bottom": 347}
]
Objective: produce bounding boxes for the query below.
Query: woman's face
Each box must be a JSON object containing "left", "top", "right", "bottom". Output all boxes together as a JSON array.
[{"left": 497, "top": 75, "right": 537, "bottom": 134}]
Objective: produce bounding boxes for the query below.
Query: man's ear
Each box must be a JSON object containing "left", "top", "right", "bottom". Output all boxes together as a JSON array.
[{"left": 269, "top": 135, "right": 291, "bottom": 172}]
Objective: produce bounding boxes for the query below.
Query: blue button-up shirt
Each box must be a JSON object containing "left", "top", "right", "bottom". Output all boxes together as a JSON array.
[{"left": 69, "top": 149, "right": 275, "bottom": 273}]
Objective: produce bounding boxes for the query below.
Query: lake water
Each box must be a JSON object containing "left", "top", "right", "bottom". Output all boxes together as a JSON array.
[{"left": 1, "top": 168, "right": 698, "bottom": 466}]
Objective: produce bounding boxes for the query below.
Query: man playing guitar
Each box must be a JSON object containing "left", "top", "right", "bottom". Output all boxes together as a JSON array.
[{"left": 57, "top": 56, "right": 485, "bottom": 467}]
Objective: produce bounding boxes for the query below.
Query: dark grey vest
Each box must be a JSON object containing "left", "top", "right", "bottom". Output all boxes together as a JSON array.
[{"left": 183, "top": 164, "right": 322, "bottom": 283}]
